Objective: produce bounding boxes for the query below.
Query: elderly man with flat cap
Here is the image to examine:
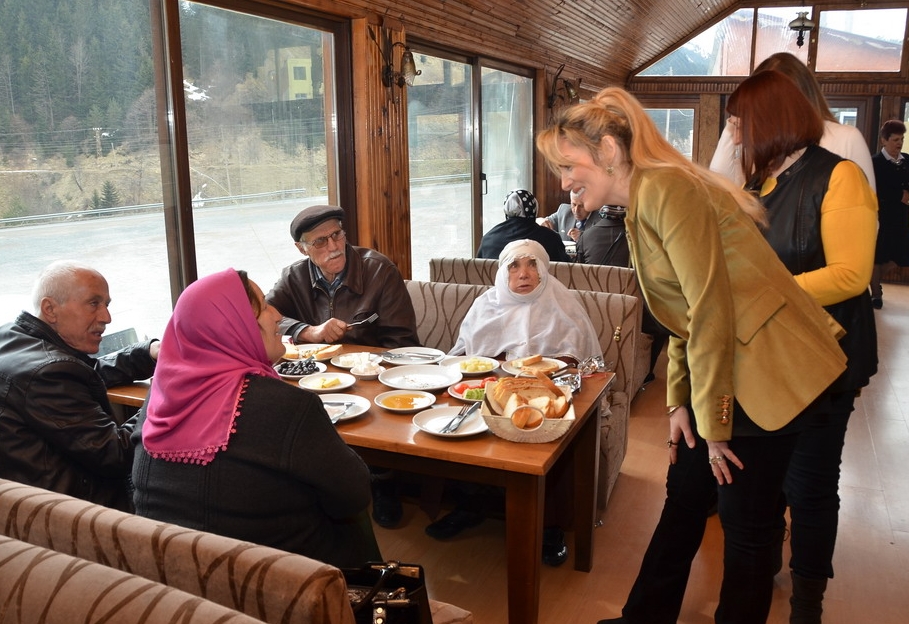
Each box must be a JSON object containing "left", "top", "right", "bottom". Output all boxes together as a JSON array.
[
  {"left": 267, "top": 205, "right": 418, "bottom": 529},
  {"left": 267, "top": 205, "right": 419, "bottom": 349}
]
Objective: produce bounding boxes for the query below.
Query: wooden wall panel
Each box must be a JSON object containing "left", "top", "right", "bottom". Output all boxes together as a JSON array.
[{"left": 351, "top": 17, "right": 413, "bottom": 276}]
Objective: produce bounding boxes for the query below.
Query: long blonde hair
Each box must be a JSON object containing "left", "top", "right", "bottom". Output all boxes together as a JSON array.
[{"left": 536, "top": 87, "right": 767, "bottom": 226}]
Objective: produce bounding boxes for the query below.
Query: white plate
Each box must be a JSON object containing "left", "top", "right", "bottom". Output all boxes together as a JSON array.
[
  {"left": 447, "top": 379, "right": 495, "bottom": 402},
  {"left": 378, "top": 364, "right": 462, "bottom": 391},
  {"left": 298, "top": 372, "right": 356, "bottom": 393},
  {"left": 501, "top": 357, "right": 568, "bottom": 377},
  {"left": 381, "top": 347, "right": 446, "bottom": 366},
  {"left": 441, "top": 355, "right": 499, "bottom": 376},
  {"left": 413, "top": 406, "right": 489, "bottom": 437},
  {"left": 273, "top": 360, "right": 326, "bottom": 380},
  {"left": 374, "top": 390, "right": 436, "bottom": 413},
  {"left": 320, "top": 393, "right": 370, "bottom": 422},
  {"left": 331, "top": 352, "right": 383, "bottom": 369},
  {"left": 350, "top": 365, "right": 386, "bottom": 381},
  {"left": 294, "top": 344, "right": 341, "bottom": 361}
]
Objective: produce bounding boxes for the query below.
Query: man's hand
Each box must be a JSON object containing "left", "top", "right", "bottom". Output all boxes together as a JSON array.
[
  {"left": 568, "top": 227, "right": 581, "bottom": 241},
  {"left": 538, "top": 218, "right": 555, "bottom": 230},
  {"left": 304, "top": 318, "right": 348, "bottom": 344},
  {"left": 149, "top": 340, "right": 161, "bottom": 361}
]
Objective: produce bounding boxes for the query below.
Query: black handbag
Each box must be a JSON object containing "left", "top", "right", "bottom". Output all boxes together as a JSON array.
[{"left": 343, "top": 561, "right": 432, "bottom": 624}]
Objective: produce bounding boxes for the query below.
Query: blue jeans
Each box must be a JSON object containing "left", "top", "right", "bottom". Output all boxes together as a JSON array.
[{"left": 621, "top": 406, "right": 802, "bottom": 624}]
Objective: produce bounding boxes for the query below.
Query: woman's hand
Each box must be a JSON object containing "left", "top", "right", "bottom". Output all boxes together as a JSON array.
[
  {"left": 706, "top": 440, "right": 743, "bottom": 485},
  {"left": 667, "top": 405, "right": 694, "bottom": 464}
]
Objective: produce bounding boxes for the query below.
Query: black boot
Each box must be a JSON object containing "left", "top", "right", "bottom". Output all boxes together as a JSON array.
[{"left": 790, "top": 571, "right": 827, "bottom": 624}]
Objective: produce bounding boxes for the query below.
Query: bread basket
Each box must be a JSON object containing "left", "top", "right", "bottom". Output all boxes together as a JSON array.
[{"left": 480, "top": 386, "right": 575, "bottom": 444}]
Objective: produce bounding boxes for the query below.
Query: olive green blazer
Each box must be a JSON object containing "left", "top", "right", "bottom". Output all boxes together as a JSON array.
[{"left": 625, "top": 168, "right": 846, "bottom": 441}]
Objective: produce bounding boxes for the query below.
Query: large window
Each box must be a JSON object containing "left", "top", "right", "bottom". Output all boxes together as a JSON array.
[
  {"left": 816, "top": 8, "right": 906, "bottom": 73},
  {"left": 0, "top": 1, "right": 345, "bottom": 339},
  {"left": 407, "top": 52, "right": 533, "bottom": 278},
  {"left": 0, "top": 0, "right": 169, "bottom": 338}
]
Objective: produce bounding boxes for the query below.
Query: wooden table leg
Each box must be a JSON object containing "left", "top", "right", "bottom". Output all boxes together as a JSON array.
[
  {"left": 573, "top": 403, "right": 600, "bottom": 571},
  {"left": 505, "top": 472, "right": 544, "bottom": 624}
]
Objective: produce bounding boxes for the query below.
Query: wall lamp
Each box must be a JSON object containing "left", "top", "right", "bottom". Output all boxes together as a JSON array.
[
  {"left": 369, "top": 28, "right": 421, "bottom": 88},
  {"left": 547, "top": 63, "right": 581, "bottom": 108},
  {"left": 788, "top": 11, "right": 816, "bottom": 48}
]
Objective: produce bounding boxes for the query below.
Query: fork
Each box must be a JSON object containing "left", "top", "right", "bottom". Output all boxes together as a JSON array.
[
  {"left": 348, "top": 312, "right": 378, "bottom": 327},
  {"left": 379, "top": 351, "right": 439, "bottom": 360},
  {"left": 440, "top": 402, "right": 480, "bottom": 434}
]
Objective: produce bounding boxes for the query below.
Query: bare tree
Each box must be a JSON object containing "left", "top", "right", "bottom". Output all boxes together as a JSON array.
[{"left": 70, "top": 38, "right": 89, "bottom": 105}]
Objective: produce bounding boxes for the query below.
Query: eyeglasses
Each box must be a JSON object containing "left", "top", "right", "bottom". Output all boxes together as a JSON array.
[{"left": 302, "top": 229, "right": 346, "bottom": 249}]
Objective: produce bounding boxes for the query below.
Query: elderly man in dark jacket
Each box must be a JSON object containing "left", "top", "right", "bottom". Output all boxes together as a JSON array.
[
  {"left": 477, "top": 189, "right": 571, "bottom": 262},
  {"left": 0, "top": 261, "right": 158, "bottom": 511},
  {"left": 267, "top": 205, "right": 419, "bottom": 529},
  {"left": 267, "top": 205, "right": 419, "bottom": 348}
]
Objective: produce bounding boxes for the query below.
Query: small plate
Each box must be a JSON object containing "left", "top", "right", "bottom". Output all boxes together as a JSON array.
[
  {"left": 413, "top": 406, "right": 489, "bottom": 437},
  {"left": 350, "top": 365, "right": 386, "bottom": 381},
  {"left": 448, "top": 378, "right": 496, "bottom": 402},
  {"left": 273, "top": 360, "right": 326, "bottom": 380},
  {"left": 375, "top": 390, "right": 436, "bottom": 413},
  {"left": 378, "top": 364, "right": 462, "bottom": 391},
  {"left": 294, "top": 344, "right": 340, "bottom": 361},
  {"left": 320, "top": 393, "right": 370, "bottom": 422},
  {"left": 331, "top": 352, "right": 383, "bottom": 369},
  {"left": 441, "top": 355, "right": 499, "bottom": 376},
  {"left": 501, "top": 357, "right": 567, "bottom": 377},
  {"left": 298, "top": 372, "right": 355, "bottom": 393},
  {"left": 381, "top": 347, "right": 446, "bottom": 366}
]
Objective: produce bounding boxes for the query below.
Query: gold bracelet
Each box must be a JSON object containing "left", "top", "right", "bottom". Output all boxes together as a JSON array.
[{"left": 667, "top": 405, "right": 682, "bottom": 417}]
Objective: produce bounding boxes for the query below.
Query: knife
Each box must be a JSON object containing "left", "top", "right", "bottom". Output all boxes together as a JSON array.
[{"left": 444, "top": 401, "right": 481, "bottom": 433}]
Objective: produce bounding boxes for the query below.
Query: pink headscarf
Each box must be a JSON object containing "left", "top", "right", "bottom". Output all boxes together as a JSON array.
[{"left": 142, "top": 269, "right": 280, "bottom": 465}]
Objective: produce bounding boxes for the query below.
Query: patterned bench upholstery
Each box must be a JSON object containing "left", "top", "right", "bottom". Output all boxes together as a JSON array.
[
  {"left": 429, "top": 256, "right": 641, "bottom": 298},
  {"left": 404, "top": 281, "right": 640, "bottom": 509},
  {"left": 0, "top": 535, "right": 261, "bottom": 624},
  {"left": 0, "top": 479, "right": 473, "bottom": 624}
]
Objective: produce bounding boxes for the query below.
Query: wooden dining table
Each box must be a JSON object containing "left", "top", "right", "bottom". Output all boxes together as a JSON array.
[{"left": 107, "top": 345, "right": 614, "bottom": 624}]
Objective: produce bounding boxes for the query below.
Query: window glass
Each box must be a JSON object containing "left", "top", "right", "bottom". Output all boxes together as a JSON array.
[
  {"left": 754, "top": 7, "right": 810, "bottom": 68},
  {"left": 179, "top": 3, "right": 337, "bottom": 292},
  {"left": 638, "top": 9, "right": 754, "bottom": 77},
  {"left": 407, "top": 53, "right": 473, "bottom": 280},
  {"left": 0, "top": 0, "right": 169, "bottom": 338},
  {"left": 645, "top": 109, "right": 695, "bottom": 159},
  {"left": 829, "top": 107, "right": 859, "bottom": 127},
  {"left": 816, "top": 9, "right": 906, "bottom": 72},
  {"left": 481, "top": 67, "right": 533, "bottom": 233}
]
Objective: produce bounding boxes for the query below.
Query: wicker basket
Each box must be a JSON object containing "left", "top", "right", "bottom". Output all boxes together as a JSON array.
[{"left": 480, "top": 387, "right": 575, "bottom": 444}]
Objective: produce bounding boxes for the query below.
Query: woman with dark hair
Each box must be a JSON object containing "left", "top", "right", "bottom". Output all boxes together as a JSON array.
[
  {"left": 727, "top": 69, "right": 877, "bottom": 623},
  {"left": 132, "top": 268, "right": 380, "bottom": 568},
  {"left": 711, "top": 52, "right": 875, "bottom": 188},
  {"left": 537, "top": 86, "right": 846, "bottom": 624},
  {"left": 869, "top": 119, "right": 909, "bottom": 308}
]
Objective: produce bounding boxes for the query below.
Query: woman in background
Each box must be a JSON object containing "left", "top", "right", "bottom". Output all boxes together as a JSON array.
[
  {"left": 537, "top": 86, "right": 846, "bottom": 624},
  {"left": 132, "top": 268, "right": 379, "bottom": 568}
]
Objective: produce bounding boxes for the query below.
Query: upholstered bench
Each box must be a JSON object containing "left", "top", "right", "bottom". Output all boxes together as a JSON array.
[
  {"left": 0, "top": 535, "right": 261, "bottom": 623},
  {"left": 0, "top": 479, "right": 473, "bottom": 624}
]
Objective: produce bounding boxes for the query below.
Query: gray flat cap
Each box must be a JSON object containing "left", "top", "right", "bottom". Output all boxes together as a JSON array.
[{"left": 290, "top": 205, "right": 345, "bottom": 241}]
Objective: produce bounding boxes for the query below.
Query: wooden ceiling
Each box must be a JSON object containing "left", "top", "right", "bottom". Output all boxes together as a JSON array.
[{"left": 336, "top": 0, "right": 879, "bottom": 89}]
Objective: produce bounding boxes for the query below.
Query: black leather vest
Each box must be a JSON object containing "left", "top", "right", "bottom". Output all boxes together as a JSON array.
[{"left": 760, "top": 145, "right": 877, "bottom": 392}]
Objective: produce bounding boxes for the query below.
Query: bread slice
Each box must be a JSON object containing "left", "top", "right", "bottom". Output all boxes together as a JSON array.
[{"left": 512, "top": 354, "right": 542, "bottom": 367}]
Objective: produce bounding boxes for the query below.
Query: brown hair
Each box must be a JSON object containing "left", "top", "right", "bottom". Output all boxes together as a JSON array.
[
  {"left": 753, "top": 53, "right": 835, "bottom": 123},
  {"left": 235, "top": 270, "right": 262, "bottom": 318},
  {"left": 727, "top": 70, "right": 824, "bottom": 189},
  {"left": 880, "top": 120, "right": 906, "bottom": 140}
]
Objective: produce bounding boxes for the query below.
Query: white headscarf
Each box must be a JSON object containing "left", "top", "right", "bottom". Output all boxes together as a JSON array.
[{"left": 450, "top": 240, "right": 601, "bottom": 361}]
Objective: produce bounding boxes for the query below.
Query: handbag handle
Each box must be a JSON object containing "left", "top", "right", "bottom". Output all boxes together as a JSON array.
[{"left": 350, "top": 561, "right": 400, "bottom": 614}]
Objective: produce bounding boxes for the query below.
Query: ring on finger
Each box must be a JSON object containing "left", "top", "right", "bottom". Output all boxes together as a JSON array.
[
  {"left": 666, "top": 439, "right": 678, "bottom": 448},
  {"left": 708, "top": 455, "right": 724, "bottom": 465}
]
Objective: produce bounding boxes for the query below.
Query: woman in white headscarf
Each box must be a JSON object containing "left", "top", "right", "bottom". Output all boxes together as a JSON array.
[{"left": 450, "top": 239, "right": 600, "bottom": 362}]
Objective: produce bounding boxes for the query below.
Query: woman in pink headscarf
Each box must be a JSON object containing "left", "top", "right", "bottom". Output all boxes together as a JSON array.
[{"left": 132, "top": 268, "right": 379, "bottom": 567}]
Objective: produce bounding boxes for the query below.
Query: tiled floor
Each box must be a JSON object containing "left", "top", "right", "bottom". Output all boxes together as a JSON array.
[{"left": 376, "top": 283, "right": 909, "bottom": 623}]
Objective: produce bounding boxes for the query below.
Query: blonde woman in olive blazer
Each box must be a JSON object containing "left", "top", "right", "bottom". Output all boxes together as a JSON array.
[{"left": 538, "top": 87, "right": 846, "bottom": 624}]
